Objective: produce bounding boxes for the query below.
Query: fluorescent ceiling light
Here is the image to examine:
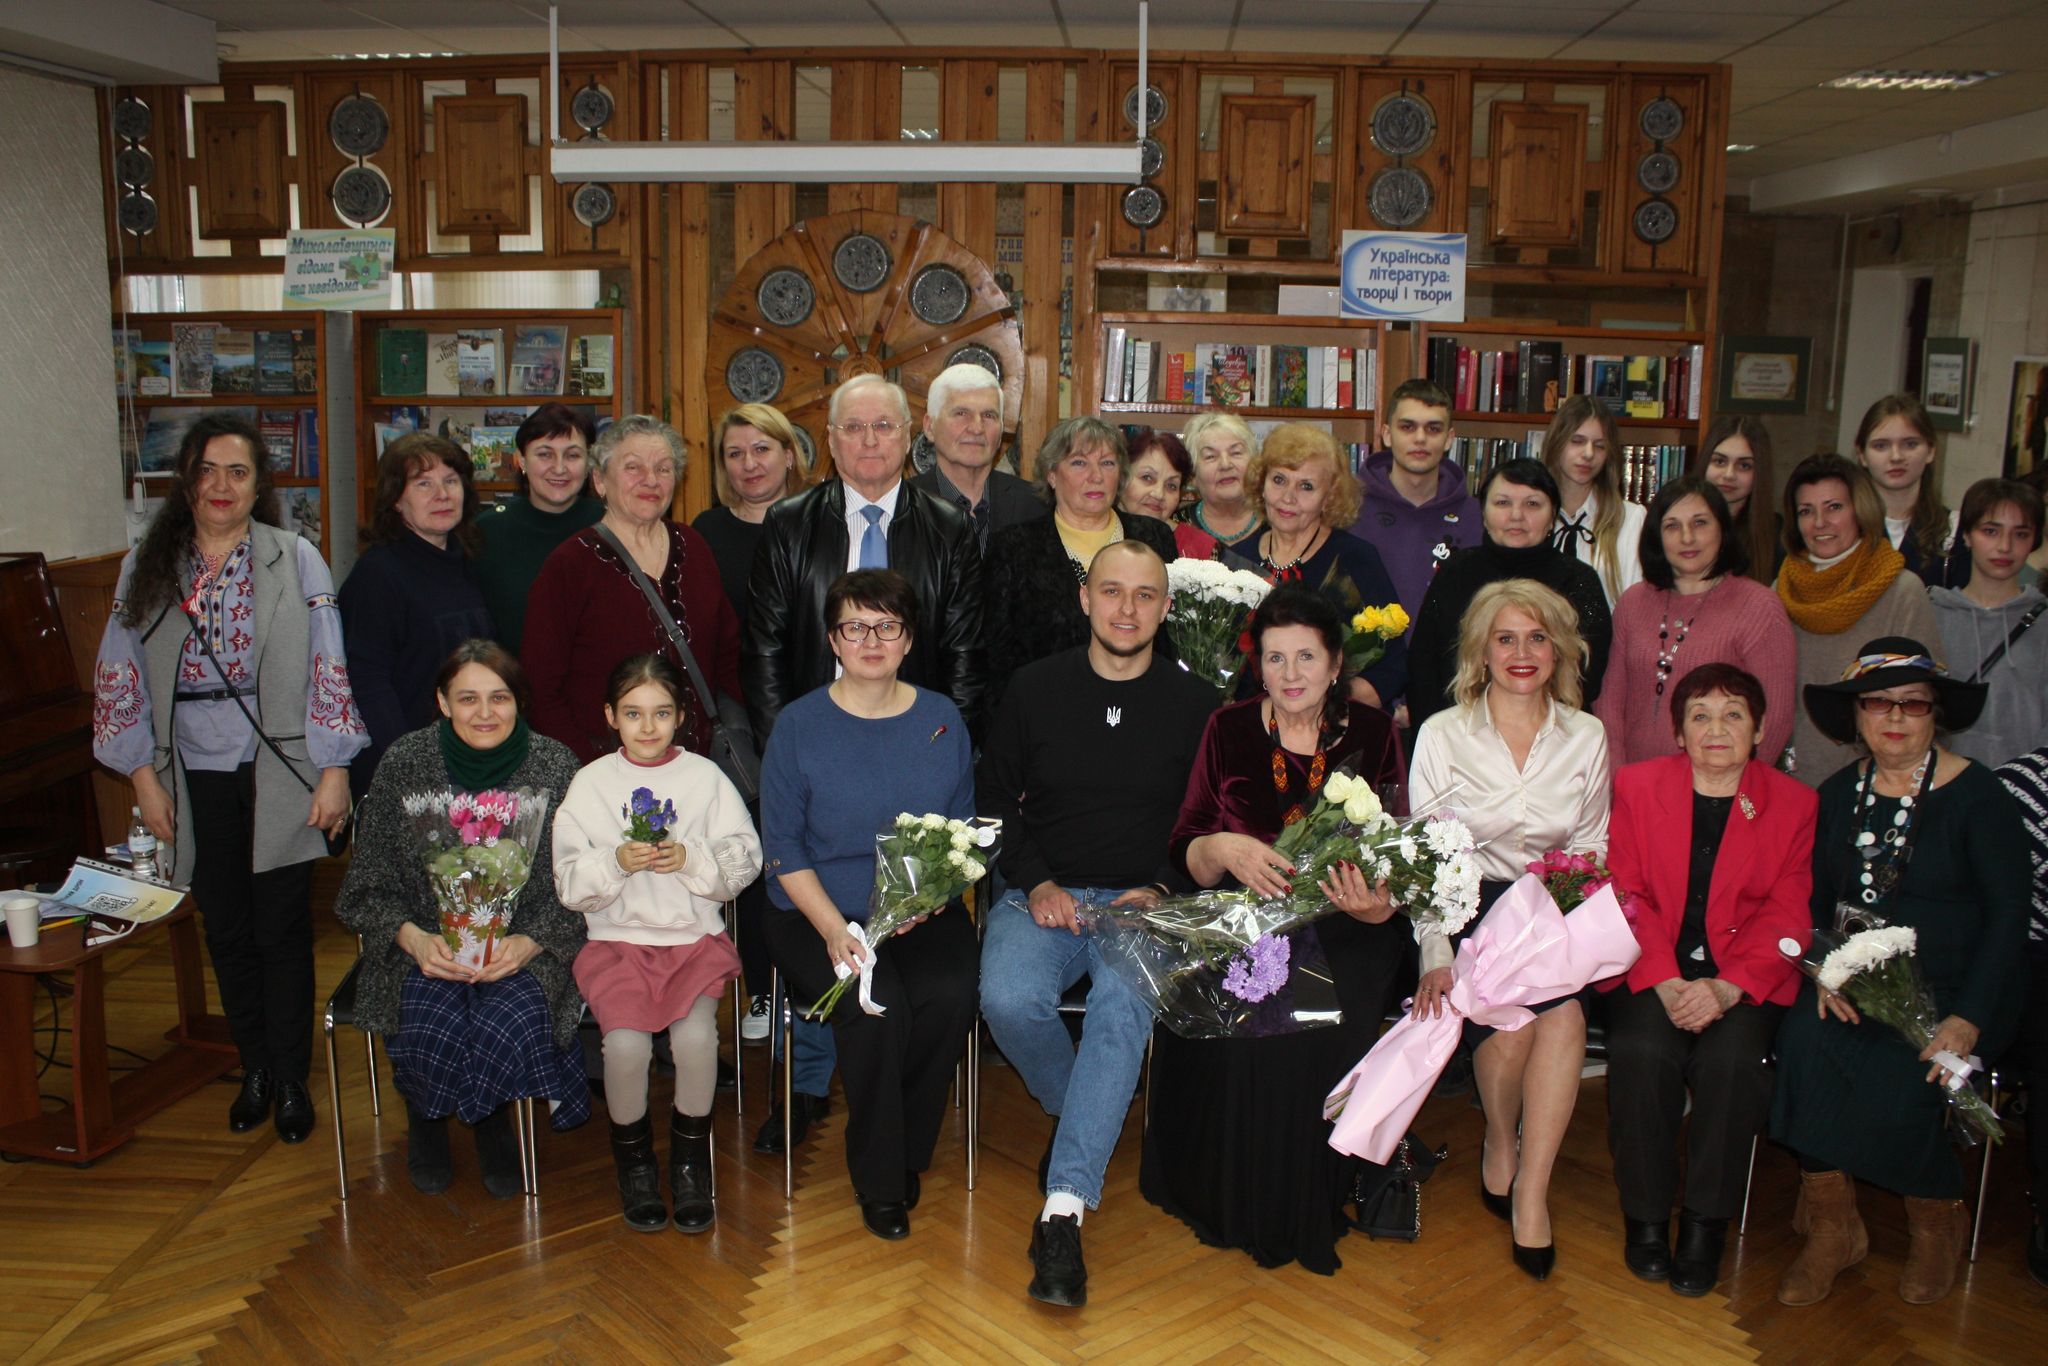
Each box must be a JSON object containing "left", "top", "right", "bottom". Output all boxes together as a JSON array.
[
  {"left": 1827, "top": 70, "right": 2001, "bottom": 91},
  {"left": 553, "top": 140, "right": 1141, "bottom": 184}
]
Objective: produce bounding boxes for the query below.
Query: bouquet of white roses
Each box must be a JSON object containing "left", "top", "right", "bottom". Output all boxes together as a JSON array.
[
  {"left": 1164, "top": 556, "right": 1274, "bottom": 692},
  {"left": 808, "top": 812, "right": 1002, "bottom": 1020},
  {"left": 404, "top": 787, "right": 552, "bottom": 971},
  {"left": 1781, "top": 927, "right": 2005, "bottom": 1145}
]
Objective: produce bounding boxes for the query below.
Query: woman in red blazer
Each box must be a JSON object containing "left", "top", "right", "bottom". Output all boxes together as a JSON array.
[{"left": 1603, "top": 662, "right": 1817, "bottom": 1299}]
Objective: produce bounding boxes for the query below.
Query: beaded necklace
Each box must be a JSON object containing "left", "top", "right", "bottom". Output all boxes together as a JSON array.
[
  {"left": 1267, "top": 707, "right": 1331, "bottom": 828},
  {"left": 1260, "top": 527, "right": 1328, "bottom": 585},
  {"left": 1849, "top": 749, "right": 1935, "bottom": 905},
  {"left": 1192, "top": 500, "right": 1257, "bottom": 545},
  {"left": 1653, "top": 579, "right": 1721, "bottom": 697}
]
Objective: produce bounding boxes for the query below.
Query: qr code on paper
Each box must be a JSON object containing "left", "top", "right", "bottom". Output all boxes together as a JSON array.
[{"left": 83, "top": 892, "right": 136, "bottom": 914}]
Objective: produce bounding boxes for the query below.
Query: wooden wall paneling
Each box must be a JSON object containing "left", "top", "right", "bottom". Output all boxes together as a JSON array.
[
  {"left": 674, "top": 63, "right": 713, "bottom": 518},
  {"left": 1350, "top": 70, "right": 1464, "bottom": 236},
  {"left": 733, "top": 61, "right": 796, "bottom": 270},
  {"left": 1217, "top": 93, "right": 1314, "bottom": 239},
  {"left": 1020, "top": 60, "right": 1066, "bottom": 466},
  {"left": 828, "top": 61, "right": 902, "bottom": 216},
  {"left": 298, "top": 73, "right": 406, "bottom": 237},
  {"left": 102, "top": 85, "right": 188, "bottom": 266},
  {"left": 433, "top": 91, "right": 528, "bottom": 241},
  {"left": 552, "top": 60, "right": 633, "bottom": 258},
  {"left": 939, "top": 60, "right": 999, "bottom": 265},
  {"left": 1616, "top": 75, "right": 1706, "bottom": 277},
  {"left": 1070, "top": 58, "right": 1105, "bottom": 437},
  {"left": 1486, "top": 100, "right": 1586, "bottom": 248},
  {"left": 636, "top": 58, "right": 665, "bottom": 433},
  {"left": 1106, "top": 61, "right": 1178, "bottom": 259},
  {"left": 192, "top": 101, "right": 289, "bottom": 240},
  {"left": 47, "top": 554, "right": 133, "bottom": 846}
]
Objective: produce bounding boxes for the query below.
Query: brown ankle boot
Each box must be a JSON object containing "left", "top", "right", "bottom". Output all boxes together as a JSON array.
[
  {"left": 1899, "top": 1197, "right": 1968, "bottom": 1304},
  {"left": 1777, "top": 1170, "right": 1868, "bottom": 1306}
]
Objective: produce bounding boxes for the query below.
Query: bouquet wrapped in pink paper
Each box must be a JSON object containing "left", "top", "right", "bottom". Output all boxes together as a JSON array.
[
  {"left": 405, "top": 786, "right": 552, "bottom": 971},
  {"left": 1322, "top": 871, "right": 1642, "bottom": 1164}
]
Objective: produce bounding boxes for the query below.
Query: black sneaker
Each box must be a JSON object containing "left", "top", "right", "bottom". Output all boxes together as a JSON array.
[{"left": 1028, "top": 1214, "right": 1087, "bottom": 1307}]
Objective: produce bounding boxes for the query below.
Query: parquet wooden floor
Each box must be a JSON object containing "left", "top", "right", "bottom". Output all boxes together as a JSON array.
[{"left": 3, "top": 867, "right": 2044, "bottom": 1364}]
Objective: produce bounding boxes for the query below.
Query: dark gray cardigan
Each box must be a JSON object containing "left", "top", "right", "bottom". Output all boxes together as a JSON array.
[{"left": 333, "top": 726, "right": 587, "bottom": 1048}]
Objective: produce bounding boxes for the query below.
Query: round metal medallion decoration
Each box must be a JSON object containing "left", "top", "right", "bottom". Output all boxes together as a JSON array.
[
  {"left": 833, "top": 233, "right": 892, "bottom": 293},
  {"left": 1636, "top": 150, "right": 1681, "bottom": 195},
  {"left": 910, "top": 433, "right": 938, "bottom": 476},
  {"left": 331, "top": 164, "right": 392, "bottom": 225},
  {"left": 909, "top": 264, "right": 971, "bottom": 326},
  {"left": 1121, "top": 184, "right": 1165, "bottom": 229},
  {"left": 1367, "top": 166, "right": 1434, "bottom": 228},
  {"left": 756, "top": 268, "right": 815, "bottom": 327},
  {"left": 571, "top": 84, "right": 615, "bottom": 134},
  {"left": 726, "top": 347, "right": 786, "bottom": 404},
  {"left": 115, "top": 146, "right": 155, "bottom": 188},
  {"left": 328, "top": 94, "right": 390, "bottom": 157},
  {"left": 117, "top": 191, "right": 158, "bottom": 236},
  {"left": 947, "top": 343, "right": 1002, "bottom": 379},
  {"left": 571, "top": 182, "right": 617, "bottom": 228},
  {"left": 1123, "top": 84, "right": 1167, "bottom": 133},
  {"left": 791, "top": 424, "right": 816, "bottom": 472},
  {"left": 1639, "top": 96, "right": 1685, "bottom": 144},
  {"left": 1139, "top": 136, "right": 1166, "bottom": 179},
  {"left": 112, "top": 96, "right": 151, "bottom": 142},
  {"left": 1370, "top": 92, "right": 1437, "bottom": 158},
  {"left": 1633, "top": 199, "right": 1679, "bottom": 245}
]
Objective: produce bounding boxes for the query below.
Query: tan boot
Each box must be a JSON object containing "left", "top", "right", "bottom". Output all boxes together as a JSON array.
[
  {"left": 1777, "top": 1170, "right": 1869, "bottom": 1306},
  {"left": 1899, "top": 1197, "right": 1968, "bottom": 1304}
]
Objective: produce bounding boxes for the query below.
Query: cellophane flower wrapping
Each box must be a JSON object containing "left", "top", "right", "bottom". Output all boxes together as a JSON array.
[
  {"left": 405, "top": 787, "right": 552, "bottom": 971},
  {"left": 1081, "top": 775, "right": 1481, "bottom": 1039},
  {"left": 805, "top": 813, "right": 1001, "bottom": 1020},
  {"left": 1783, "top": 927, "right": 2005, "bottom": 1145},
  {"left": 1343, "top": 602, "right": 1410, "bottom": 676},
  {"left": 1164, "top": 557, "right": 1274, "bottom": 692}
]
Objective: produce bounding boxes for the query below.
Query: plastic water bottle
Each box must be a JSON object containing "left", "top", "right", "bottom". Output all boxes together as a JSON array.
[{"left": 128, "top": 806, "right": 160, "bottom": 880}]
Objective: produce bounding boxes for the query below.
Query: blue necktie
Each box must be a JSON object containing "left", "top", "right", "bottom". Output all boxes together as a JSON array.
[{"left": 858, "top": 504, "right": 887, "bottom": 569}]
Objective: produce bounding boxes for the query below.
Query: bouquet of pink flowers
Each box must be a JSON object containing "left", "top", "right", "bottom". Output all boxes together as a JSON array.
[{"left": 404, "top": 787, "right": 552, "bottom": 971}]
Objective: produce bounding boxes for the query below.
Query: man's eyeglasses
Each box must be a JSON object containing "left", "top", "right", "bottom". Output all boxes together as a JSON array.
[
  {"left": 834, "top": 420, "right": 901, "bottom": 441},
  {"left": 1856, "top": 696, "right": 1935, "bottom": 717},
  {"left": 833, "top": 619, "right": 906, "bottom": 643}
]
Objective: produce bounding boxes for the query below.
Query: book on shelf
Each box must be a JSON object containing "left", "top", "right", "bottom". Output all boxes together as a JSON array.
[
  {"left": 212, "top": 328, "right": 256, "bottom": 395},
  {"left": 1208, "top": 345, "right": 1256, "bottom": 408},
  {"left": 566, "top": 334, "right": 613, "bottom": 397},
  {"left": 457, "top": 328, "right": 501, "bottom": 397},
  {"left": 509, "top": 325, "right": 567, "bottom": 396},
  {"left": 1129, "top": 340, "right": 1154, "bottom": 407},
  {"left": 1101, "top": 326, "right": 1127, "bottom": 403},
  {"left": 291, "top": 328, "right": 318, "bottom": 393},
  {"left": 139, "top": 406, "right": 231, "bottom": 472},
  {"left": 254, "top": 330, "right": 298, "bottom": 395},
  {"left": 132, "top": 339, "right": 171, "bottom": 396},
  {"left": 279, "top": 487, "right": 322, "bottom": 544},
  {"left": 1274, "top": 346, "right": 1309, "bottom": 409},
  {"left": 377, "top": 327, "right": 428, "bottom": 396},
  {"left": 1516, "top": 341, "right": 1563, "bottom": 414},
  {"left": 296, "top": 408, "right": 319, "bottom": 478},
  {"left": 426, "top": 333, "right": 463, "bottom": 396},
  {"left": 258, "top": 410, "right": 297, "bottom": 472},
  {"left": 1623, "top": 355, "right": 1665, "bottom": 419},
  {"left": 1585, "top": 356, "right": 1625, "bottom": 404},
  {"left": 171, "top": 323, "right": 216, "bottom": 397},
  {"left": 468, "top": 426, "right": 520, "bottom": 481},
  {"left": 113, "top": 329, "right": 139, "bottom": 398}
]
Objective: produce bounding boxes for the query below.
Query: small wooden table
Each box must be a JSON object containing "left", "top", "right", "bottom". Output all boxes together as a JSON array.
[{"left": 0, "top": 905, "right": 236, "bottom": 1163}]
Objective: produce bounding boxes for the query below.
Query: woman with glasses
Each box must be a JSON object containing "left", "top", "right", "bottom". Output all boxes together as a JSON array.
[
  {"left": 1771, "top": 640, "right": 2027, "bottom": 1307},
  {"left": 759, "top": 568, "right": 979, "bottom": 1241}
]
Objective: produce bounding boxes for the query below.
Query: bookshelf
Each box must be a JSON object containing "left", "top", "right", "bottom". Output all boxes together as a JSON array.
[
  {"left": 1092, "top": 312, "right": 1390, "bottom": 428},
  {"left": 351, "top": 309, "right": 626, "bottom": 535},
  {"left": 115, "top": 310, "right": 352, "bottom": 564}
]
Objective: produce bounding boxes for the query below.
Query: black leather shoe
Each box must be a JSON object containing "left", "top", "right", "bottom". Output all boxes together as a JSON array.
[
  {"left": 1028, "top": 1214, "right": 1087, "bottom": 1308},
  {"left": 473, "top": 1106, "right": 523, "bottom": 1198},
  {"left": 273, "top": 1080, "right": 314, "bottom": 1144},
  {"left": 1624, "top": 1217, "right": 1672, "bottom": 1282},
  {"left": 752, "top": 1091, "right": 828, "bottom": 1155},
  {"left": 1480, "top": 1174, "right": 1513, "bottom": 1222},
  {"left": 904, "top": 1169, "right": 922, "bottom": 1212},
  {"left": 2029, "top": 1220, "right": 2048, "bottom": 1289},
  {"left": 228, "top": 1069, "right": 274, "bottom": 1132},
  {"left": 860, "top": 1199, "right": 910, "bottom": 1240},
  {"left": 1669, "top": 1211, "right": 1727, "bottom": 1297},
  {"left": 1512, "top": 1240, "right": 1556, "bottom": 1281},
  {"left": 405, "top": 1102, "right": 453, "bottom": 1195}
]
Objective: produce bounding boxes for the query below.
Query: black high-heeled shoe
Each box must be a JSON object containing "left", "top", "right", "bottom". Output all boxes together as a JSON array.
[
  {"left": 1513, "top": 1240, "right": 1556, "bottom": 1281},
  {"left": 1480, "top": 1174, "right": 1513, "bottom": 1222}
]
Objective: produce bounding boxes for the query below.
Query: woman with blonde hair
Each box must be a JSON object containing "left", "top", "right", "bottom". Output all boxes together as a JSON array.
[
  {"left": 1222, "top": 422, "right": 1406, "bottom": 707},
  {"left": 1410, "top": 577, "right": 1612, "bottom": 1281},
  {"left": 1854, "top": 394, "right": 1959, "bottom": 585},
  {"left": 1544, "top": 395, "right": 1645, "bottom": 606},
  {"left": 1180, "top": 411, "right": 1261, "bottom": 549}
]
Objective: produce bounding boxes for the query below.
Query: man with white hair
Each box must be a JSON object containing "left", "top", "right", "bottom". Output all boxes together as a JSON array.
[{"left": 911, "top": 362, "right": 1041, "bottom": 552}]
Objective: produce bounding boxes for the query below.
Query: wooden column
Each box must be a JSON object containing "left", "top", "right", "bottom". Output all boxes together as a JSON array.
[
  {"left": 938, "top": 60, "right": 998, "bottom": 265},
  {"left": 733, "top": 61, "right": 795, "bottom": 269},
  {"left": 672, "top": 63, "right": 713, "bottom": 518},
  {"left": 1020, "top": 61, "right": 1066, "bottom": 468},
  {"left": 829, "top": 61, "right": 901, "bottom": 216},
  {"left": 1069, "top": 58, "right": 1104, "bottom": 440}
]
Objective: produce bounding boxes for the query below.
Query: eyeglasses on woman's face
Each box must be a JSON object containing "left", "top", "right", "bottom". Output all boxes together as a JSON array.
[
  {"left": 832, "top": 617, "right": 906, "bottom": 643},
  {"left": 1856, "top": 695, "right": 1934, "bottom": 717}
]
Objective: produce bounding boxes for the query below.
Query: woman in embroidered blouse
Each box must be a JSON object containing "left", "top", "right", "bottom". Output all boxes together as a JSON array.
[
  {"left": 984, "top": 417, "right": 1177, "bottom": 686},
  {"left": 1409, "top": 577, "right": 1611, "bottom": 1281},
  {"left": 1775, "top": 454, "right": 1938, "bottom": 785},
  {"left": 1221, "top": 422, "right": 1407, "bottom": 709},
  {"left": 1596, "top": 476, "right": 1797, "bottom": 767},
  {"left": 1544, "top": 396, "right": 1645, "bottom": 607},
  {"left": 1179, "top": 411, "right": 1262, "bottom": 550},
  {"left": 523, "top": 415, "right": 742, "bottom": 763},
  {"left": 92, "top": 414, "right": 366, "bottom": 1144}
]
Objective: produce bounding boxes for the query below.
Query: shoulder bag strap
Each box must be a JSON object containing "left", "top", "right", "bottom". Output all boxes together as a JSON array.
[
  {"left": 593, "top": 525, "right": 758, "bottom": 799},
  {"left": 1972, "top": 599, "right": 2048, "bottom": 682}
]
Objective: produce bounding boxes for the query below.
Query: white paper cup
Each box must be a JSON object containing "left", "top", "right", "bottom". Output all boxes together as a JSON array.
[{"left": 3, "top": 896, "right": 39, "bottom": 948}]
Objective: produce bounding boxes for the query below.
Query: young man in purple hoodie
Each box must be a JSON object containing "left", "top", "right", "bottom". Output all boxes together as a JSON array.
[{"left": 1348, "top": 378, "right": 1481, "bottom": 625}]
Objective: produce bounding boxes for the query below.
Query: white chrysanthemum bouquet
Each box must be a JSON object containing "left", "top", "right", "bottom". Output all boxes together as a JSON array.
[
  {"left": 403, "top": 787, "right": 552, "bottom": 971},
  {"left": 1164, "top": 556, "right": 1275, "bottom": 691}
]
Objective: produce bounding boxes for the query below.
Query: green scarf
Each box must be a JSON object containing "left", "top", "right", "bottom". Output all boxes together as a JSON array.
[{"left": 437, "top": 716, "right": 532, "bottom": 791}]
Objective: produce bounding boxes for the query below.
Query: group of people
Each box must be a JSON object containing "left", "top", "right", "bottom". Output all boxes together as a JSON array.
[{"left": 88, "top": 362, "right": 2045, "bottom": 1314}]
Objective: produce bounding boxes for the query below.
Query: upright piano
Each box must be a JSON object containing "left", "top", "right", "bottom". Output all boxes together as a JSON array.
[{"left": 0, "top": 552, "right": 103, "bottom": 884}]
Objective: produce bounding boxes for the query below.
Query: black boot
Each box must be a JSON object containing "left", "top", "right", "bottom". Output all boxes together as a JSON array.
[
  {"left": 405, "top": 1101, "right": 453, "bottom": 1195},
  {"left": 1624, "top": 1217, "right": 1671, "bottom": 1282},
  {"left": 472, "top": 1105, "right": 524, "bottom": 1199},
  {"left": 611, "top": 1117, "right": 667, "bottom": 1231},
  {"left": 669, "top": 1110, "right": 714, "bottom": 1233},
  {"left": 1670, "top": 1210, "right": 1729, "bottom": 1297}
]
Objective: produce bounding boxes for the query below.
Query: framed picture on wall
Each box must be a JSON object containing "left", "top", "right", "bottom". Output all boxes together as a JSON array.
[
  {"left": 1715, "top": 334, "right": 1812, "bottom": 414},
  {"left": 2001, "top": 357, "right": 2048, "bottom": 479},
  {"left": 1921, "top": 337, "right": 1973, "bottom": 433}
]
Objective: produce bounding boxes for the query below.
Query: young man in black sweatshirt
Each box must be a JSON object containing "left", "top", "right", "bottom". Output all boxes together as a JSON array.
[{"left": 976, "top": 540, "right": 1217, "bottom": 1307}]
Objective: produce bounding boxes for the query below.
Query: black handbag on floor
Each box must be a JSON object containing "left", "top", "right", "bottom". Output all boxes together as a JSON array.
[{"left": 1349, "top": 1131, "right": 1446, "bottom": 1242}]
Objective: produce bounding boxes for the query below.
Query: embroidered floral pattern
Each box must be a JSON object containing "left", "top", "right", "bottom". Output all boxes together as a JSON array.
[
  {"left": 311, "top": 653, "right": 364, "bottom": 735},
  {"left": 92, "top": 661, "right": 144, "bottom": 744}
]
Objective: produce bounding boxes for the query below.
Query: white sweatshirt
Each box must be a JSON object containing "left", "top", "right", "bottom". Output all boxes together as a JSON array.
[{"left": 552, "top": 748, "right": 763, "bottom": 945}]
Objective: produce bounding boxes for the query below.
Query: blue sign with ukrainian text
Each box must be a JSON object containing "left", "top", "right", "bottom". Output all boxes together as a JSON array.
[{"left": 1339, "top": 231, "right": 1467, "bottom": 322}]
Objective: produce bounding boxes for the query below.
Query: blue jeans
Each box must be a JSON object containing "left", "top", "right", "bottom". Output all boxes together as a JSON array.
[
  {"left": 769, "top": 981, "right": 837, "bottom": 1098},
  {"left": 979, "top": 886, "right": 1154, "bottom": 1208}
]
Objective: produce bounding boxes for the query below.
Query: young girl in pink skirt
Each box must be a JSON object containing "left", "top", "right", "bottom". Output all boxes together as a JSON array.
[{"left": 553, "top": 654, "right": 760, "bottom": 1231}]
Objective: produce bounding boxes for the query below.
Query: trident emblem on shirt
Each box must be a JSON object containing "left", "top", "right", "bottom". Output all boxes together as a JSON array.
[{"left": 1106, "top": 706, "right": 1122, "bottom": 727}]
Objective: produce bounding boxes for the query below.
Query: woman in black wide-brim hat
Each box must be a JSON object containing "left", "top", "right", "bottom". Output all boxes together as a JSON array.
[{"left": 1769, "top": 637, "right": 2030, "bottom": 1309}]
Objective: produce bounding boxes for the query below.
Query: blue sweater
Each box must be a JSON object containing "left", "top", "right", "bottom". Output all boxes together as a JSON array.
[{"left": 760, "top": 684, "right": 974, "bottom": 922}]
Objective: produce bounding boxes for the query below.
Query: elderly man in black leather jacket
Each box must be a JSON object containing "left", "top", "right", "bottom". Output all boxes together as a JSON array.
[{"left": 744, "top": 374, "right": 987, "bottom": 740}]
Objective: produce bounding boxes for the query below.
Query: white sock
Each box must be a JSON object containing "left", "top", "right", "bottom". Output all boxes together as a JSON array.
[{"left": 1041, "top": 1192, "right": 1085, "bottom": 1224}]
